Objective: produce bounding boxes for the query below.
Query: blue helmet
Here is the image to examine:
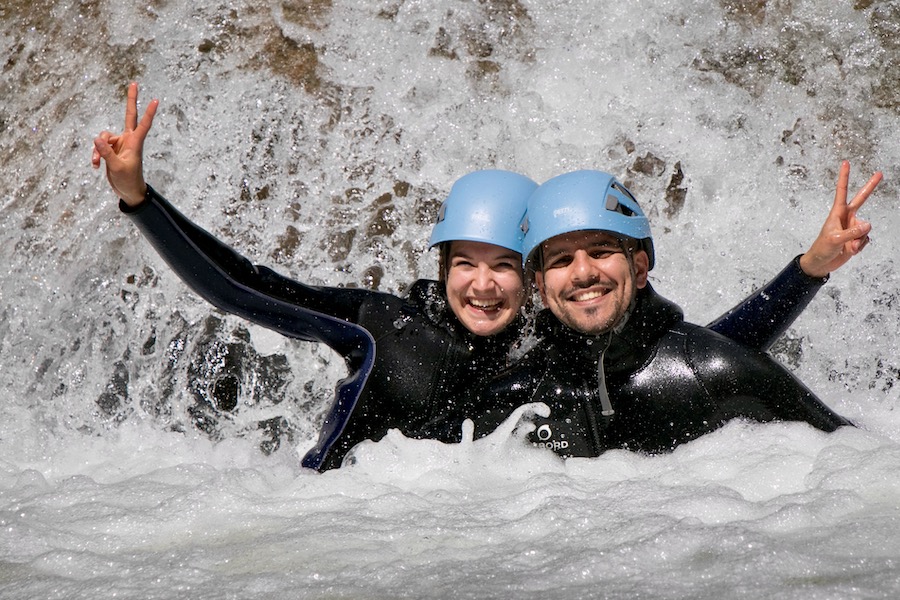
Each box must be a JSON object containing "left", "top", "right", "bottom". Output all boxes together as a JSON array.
[
  {"left": 522, "top": 170, "right": 655, "bottom": 269},
  {"left": 429, "top": 170, "right": 538, "bottom": 254}
]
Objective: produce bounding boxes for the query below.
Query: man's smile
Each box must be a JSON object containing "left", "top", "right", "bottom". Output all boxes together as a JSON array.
[{"left": 568, "top": 285, "right": 612, "bottom": 303}]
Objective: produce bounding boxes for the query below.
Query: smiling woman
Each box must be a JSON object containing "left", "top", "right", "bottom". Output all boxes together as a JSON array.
[
  {"left": 445, "top": 241, "right": 526, "bottom": 337},
  {"left": 92, "top": 91, "right": 539, "bottom": 469}
]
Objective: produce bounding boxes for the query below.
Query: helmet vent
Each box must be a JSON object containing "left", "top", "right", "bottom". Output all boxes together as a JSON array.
[
  {"left": 611, "top": 182, "right": 638, "bottom": 202},
  {"left": 605, "top": 193, "right": 636, "bottom": 217}
]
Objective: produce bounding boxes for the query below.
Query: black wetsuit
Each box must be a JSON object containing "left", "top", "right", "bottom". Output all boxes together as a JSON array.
[
  {"left": 123, "top": 186, "right": 832, "bottom": 469},
  {"left": 423, "top": 284, "right": 850, "bottom": 457},
  {"left": 124, "top": 186, "right": 519, "bottom": 470}
]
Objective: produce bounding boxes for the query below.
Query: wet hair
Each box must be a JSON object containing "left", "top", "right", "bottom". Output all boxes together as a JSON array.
[{"left": 437, "top": 242, "right": 451, "bottom": 283}]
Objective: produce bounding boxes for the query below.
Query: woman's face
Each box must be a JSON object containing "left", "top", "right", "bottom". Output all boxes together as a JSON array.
[{"left": 445, "top": 240, "right": 525, "bottom": 337}]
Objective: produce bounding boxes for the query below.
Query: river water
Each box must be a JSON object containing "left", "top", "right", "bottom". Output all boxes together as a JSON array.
[{"left": 2, "top": 1, "right": 900, "bottom": 598}]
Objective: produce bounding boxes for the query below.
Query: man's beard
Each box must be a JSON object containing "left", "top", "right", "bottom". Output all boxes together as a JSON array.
[{"left": 555, "top": 277, "right": 637, "bottom": 337}]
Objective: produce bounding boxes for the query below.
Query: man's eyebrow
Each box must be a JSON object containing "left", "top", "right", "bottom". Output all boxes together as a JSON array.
[{"left": 586, "top": 239, "right": 623, "bottom": 249}]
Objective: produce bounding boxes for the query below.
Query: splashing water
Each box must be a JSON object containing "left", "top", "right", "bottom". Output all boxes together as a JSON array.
[{"left": 1, "top": 1, "right": 900, "bottom": 598}]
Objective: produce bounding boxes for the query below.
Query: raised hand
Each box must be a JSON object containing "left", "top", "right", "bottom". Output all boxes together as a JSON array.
[
  {"left": 799, "top": 161, "right": 882, "bottom": 279},
  {"left": 91, "top": 82, "right": 159, "bottom": 207}
]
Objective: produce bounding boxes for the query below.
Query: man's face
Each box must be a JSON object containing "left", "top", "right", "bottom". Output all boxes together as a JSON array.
[
  {"left": 445, "top": 240, "right": 526, "bottom": 337},
  {"left": 535, "top": 231, "right": 649, "bottom": 336}
]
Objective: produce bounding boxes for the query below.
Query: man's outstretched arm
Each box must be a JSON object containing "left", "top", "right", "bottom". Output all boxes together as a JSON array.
[{"left": 709, "top": 161, "right": 882, "bottom": 351}]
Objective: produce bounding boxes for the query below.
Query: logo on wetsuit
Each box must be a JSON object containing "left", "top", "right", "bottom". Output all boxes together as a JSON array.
[{"left": 533, "top": 423, "right": 569, "bottom": 451}]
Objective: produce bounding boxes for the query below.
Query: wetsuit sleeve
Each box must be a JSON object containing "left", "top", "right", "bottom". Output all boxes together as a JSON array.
[
  {"left": 121, "top": 185, "right": 377, "bottom": 471},
  {"left": 122, "top": 185, "right": 369, "bottom": 323},
  {"left": 706, "top": 255, "right": 828, "bottom": 352}
]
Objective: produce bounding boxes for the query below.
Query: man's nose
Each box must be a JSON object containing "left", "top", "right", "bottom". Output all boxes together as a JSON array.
[{"left": 570, "top": 250, "right": 595, "bottom": 282}]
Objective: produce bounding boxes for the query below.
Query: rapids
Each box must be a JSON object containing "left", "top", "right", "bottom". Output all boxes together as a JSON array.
[{"left": 1, "top": 1, "right": 899, "bottom": 598}]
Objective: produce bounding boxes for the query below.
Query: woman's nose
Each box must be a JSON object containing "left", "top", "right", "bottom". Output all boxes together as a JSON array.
[{"left": 472, "top": 264, "right": 496, "bottom": 290}]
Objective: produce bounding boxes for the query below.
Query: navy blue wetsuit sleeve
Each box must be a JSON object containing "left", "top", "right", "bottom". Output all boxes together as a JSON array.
[
  {"left": 121, "top": 185, "right": 376, "bottom": 471},
  {"left": 122, "top": 185, "right": 368, "bottom": 322},
  {"left": 706, "top": 256, "right": 828, "bottom": 352}
]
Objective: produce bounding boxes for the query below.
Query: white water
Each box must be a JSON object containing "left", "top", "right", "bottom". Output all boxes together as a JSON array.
[{"left": 2, "top": 1, "right": 900, "bottom": 598}]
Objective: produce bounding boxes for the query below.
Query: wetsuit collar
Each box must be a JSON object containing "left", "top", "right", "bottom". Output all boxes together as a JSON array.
[{"left": 606, "top": 285, "right": 684, "bottom": 375}]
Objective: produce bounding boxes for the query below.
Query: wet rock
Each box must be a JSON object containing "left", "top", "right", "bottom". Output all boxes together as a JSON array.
[
  {"left": 321, "top": 228, "right": 356, "bottom": 262},
  {"left": 870, "top": 3, "right": 900, "bottom": 52},
  {"left": 142, "top": 328, "right": 157, "bottom": 356},
  {"left": 281, "top": 0, "right": 333, "bottom": 31},
  {"left": 664, "top": 162, "right": 687, "bottom": 219},
  {"left": 631, "top": 152, "right": 667, "bottom": 177},
  {"left": 185, "top": 316, "right": 294, "bottom": 436},
  {"left": 257, "top": 416, "right": 295, "bottom": 455},
  {"left": 259, "top": 33, "right": 323, "bottom": 92},
  {"left": 425, "top": 0, "right": 534, "bottom": 88},
  {"left": 361, "top": 264, "right": 384, "bottom": 290},
  {"left": 719, "top": 0, "right": 768, "bottom": 26},
  {"left": 366, "top": 192, "right": 398, "bottom": 237},
  {"left": 692, "top": 46, "right": 779, "bottom": 98},
  {"left": 770, "top": 335, "right": 803, "bottom": 369},
  {"left": 96, "top": 360, "right": 130, "bottom": 421},
  {"left": 429, "top": 27, "right": 459, "bottom": 60},
  {"left": 272, "top": 224, "right": 303, "bottom": 261},
  {"left": 393, "top": 180, "right": 411, "bottom": 198}
]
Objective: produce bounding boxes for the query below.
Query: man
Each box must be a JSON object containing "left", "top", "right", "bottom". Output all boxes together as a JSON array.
[{"left": 429, "top": 166, "right": 881, "bottom": 457}]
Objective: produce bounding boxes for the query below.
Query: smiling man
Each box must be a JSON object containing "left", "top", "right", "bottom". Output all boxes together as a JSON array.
[
  {"left": 535, "top": 231, "right": 648, "bottom": 337},
  {"left": 440, "top": 167, "right": 880, "bottom": 458}
]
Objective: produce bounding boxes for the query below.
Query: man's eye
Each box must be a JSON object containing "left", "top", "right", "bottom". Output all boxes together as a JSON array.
[
  {"left": 591, "top": 247, "right": 620, "bottom": 259},
  {"left": 546, "top": 255, "right": 572, "bottom": 269}
]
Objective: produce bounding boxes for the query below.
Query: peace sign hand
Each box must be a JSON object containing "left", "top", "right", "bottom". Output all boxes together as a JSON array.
[
  {"left": 799, "top": 161, "right": 882, "bottom": 279},
  {"left": 91, "top": 82, "right": 159, "bottom": 207}
]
